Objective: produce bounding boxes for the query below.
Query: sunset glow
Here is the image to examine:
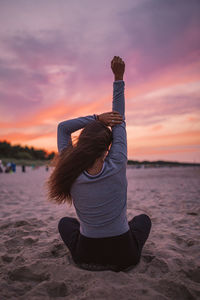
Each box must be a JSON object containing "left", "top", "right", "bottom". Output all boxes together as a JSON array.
[{"left": 0, "top": 0, "right": 200, "bottom": 162}]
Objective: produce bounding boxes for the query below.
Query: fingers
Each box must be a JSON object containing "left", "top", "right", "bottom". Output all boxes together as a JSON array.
[
  {"left": 100, "top": 111, "right": 123, "bottom": 127},
  {"left": 111, "top": 115, "right": 123, "bottom": 120},
  {"left": 109, "top": 111, "right": 123, "bottom": 126},
  {"left": 110, "top": 120, "right": 123, "bottom": 125},
  {"left": 111, "top": 110, "right": 121, "bottom": 114},
  {"left": 109, "top": 119, "right": 123, "bottom": 127},
  {"left": 105, "top": 111, "right": 122, "bottom": 117},
  {"left": 109, "top": 112, "right": 122, "bottom": 119},
  {"left": 111, "top": 56, "right": 124, "bottom": 64},
  {"left": 110, "top": 117, "right": 123, "bottom": 122},
  {"left": 112, "top": 56, "right": 122, "bottom": 61}
]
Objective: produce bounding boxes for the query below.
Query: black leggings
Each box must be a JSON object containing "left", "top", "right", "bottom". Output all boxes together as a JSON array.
[{"left": 58, "top": 214, "right": 151, "bottom": 272}]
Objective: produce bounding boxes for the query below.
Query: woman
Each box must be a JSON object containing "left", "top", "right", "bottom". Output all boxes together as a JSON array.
[{"left": 47, "top": 56, "right": 151, "bottom": 272}]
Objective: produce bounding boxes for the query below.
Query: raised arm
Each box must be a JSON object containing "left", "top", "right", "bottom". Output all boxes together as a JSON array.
[
  {"left": 57, "top": 114, "right": 97, "bottom": 153},
  {"left": 107, "top": 56, "right": 127, "bottom": 163}
]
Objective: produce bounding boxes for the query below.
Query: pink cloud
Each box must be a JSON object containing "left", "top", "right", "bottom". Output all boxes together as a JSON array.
[{"left": 0, "top": 0, "right": 200, "bottom": 161}]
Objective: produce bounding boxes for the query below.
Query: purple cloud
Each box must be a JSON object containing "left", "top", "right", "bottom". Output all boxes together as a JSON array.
[
  {"left": 126, "top": 88, "right": 200, "bottom": 126},
  {"left": 0, "top": 0, "right": 200, "bottom": 128},
  {"left": 118, "top": 0, "right": 200, "bottom": 81}
]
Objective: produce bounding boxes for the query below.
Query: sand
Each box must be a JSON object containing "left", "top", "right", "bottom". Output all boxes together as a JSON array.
[{"left": 0, "top": 166, "right": 200, "bottom": 300}]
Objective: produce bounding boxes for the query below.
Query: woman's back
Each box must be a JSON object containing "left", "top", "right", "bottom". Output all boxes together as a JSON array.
[{"left": 71, "top": 156, "right": 128, "bottom": 238}]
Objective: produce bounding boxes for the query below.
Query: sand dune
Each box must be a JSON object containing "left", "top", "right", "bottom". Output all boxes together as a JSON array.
[{"left": 0, "top": 166, "right": 200, "bottom": 299}]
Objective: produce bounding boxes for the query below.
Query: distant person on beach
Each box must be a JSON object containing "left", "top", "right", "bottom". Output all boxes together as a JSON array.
[
  {"left": 11, "top": 162, "right": 16, "bottom": 173},
  {"left": 5, "top": 162, "right": 12, "bottom": 173},
  {"left": 47, "top": 56, "right": 151, "bottom": 272},
  {"left": 0, "top": 160, "right": 3, "bottom": 173},
  {"left": 22, "top": 165, "right": 26, "bottom": 172}
]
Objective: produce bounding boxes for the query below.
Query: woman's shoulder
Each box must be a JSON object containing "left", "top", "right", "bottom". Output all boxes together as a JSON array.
[{"left": 73, "top": 159, "right": 126, "bottom": 185}]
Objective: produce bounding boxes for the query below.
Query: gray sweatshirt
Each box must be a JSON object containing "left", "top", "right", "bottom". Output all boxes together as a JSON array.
[{"left": 57, "top": 80, "right": 129, "bottom": 238}]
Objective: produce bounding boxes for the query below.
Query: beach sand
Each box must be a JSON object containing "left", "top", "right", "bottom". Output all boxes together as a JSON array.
[{"left": 0, "top": 166, "right": 200, "bottom": 299}]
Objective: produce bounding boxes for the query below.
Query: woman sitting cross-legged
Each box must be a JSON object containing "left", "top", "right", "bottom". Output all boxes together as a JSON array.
[{"left": 47, "top": 56, "right": 151, "bottom": 272}]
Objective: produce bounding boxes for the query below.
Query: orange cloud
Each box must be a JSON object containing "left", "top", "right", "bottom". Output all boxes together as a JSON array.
[
  {"left": 126, "top": 61, "right": 200, "bottom": 100},
  {"left": 151, "top": 124, "right": 163, "bottom": 131},
  {"left": 130, "top": 145, "right": 198, "bottom": 156},
  {"left": 0, "top": 93, "right": 110, "bottom": 130},
  {"left": 128, "top": 130, "right": 200, "bottom": 148},
  {"left": 187, "top": 116, "right": 199, "bottom": 122},
  {"left": 0, "top": 131, "right": 55, "bottom": 143}
]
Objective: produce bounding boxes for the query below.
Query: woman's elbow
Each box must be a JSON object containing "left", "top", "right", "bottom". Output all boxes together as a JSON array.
[{"left": 57, "top": 122, "right": 64, "bottom": 130}]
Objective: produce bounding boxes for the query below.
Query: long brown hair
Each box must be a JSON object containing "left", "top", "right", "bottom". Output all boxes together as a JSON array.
[{"left": 47, "top": 120, "right": 112, "bottom": 205}]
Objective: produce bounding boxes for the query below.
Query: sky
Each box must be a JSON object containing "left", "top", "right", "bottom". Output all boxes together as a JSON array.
[{"left": 0, "top": 0, "right": 200, "bottom": 162}]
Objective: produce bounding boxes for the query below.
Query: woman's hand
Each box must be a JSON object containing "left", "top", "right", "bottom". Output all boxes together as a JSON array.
[
  {"left": 98, "top": 111, "right": 123, "bottom": 128},
  {"left": 111, "top": 56, "right": 125, "bottom": 81}
]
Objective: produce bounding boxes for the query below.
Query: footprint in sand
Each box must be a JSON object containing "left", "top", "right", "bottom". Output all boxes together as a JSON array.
[
  {"left": 143, "top": 254, "right": 155, "bottom": 263},
  {"left": 186, "top": 239, "right": 196, "bottom": 247},
  {"left": 5, "top": 238, "right": 23, "bottom": 254},
  {"left": 154, "top": 280, "right": 196, "bottom": 300},
  {"left": 1, "top": 255, "right": 13, "bottom": 263},
  {"left": 14, "top": 255, "right": 26, "bottom": 264},
  {"left": 14, "top": 220, "right": 31, "bottom": 227},
  {"left": 23, "top": 237, "right": 39, "bottom": 245},
  {"left": 24, "top": 280, "right": 69, "bottom": 299},
  {"left": 39, "top": 243, "right": 67, "bottom": 259},
  {"left": 45, "top": 281, "right": 69, "bottom": 297},
  {"left": 8, "top": 266, "right": 50, "bottom": 282},
  {"left": 184, "top": 267, "right": 200, "bottom": 284},
  {"left": 50, "top": 243, "right": 66, "bottom": 258},
  {"left": 146, "top": 257, "right": 169, "bottom": 278}
]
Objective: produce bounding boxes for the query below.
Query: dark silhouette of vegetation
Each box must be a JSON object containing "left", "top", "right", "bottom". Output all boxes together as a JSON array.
[
  {"left": 1, "top": 140, "right": 199, "bottom": 167},
  {"left": 127, "top": 160, "right": 200, "bottom": 167},
  {"left": 0, "top": 140, "right": 55, "bottom": 161}
]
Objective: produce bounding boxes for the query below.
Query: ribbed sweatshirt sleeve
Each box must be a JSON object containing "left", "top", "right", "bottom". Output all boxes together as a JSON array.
[
  {"left": 107, "top": 80, "right": 127, "bottom": 163},
  {"left": 57, "top": 114, "right": 97, "bottom": 153}
]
